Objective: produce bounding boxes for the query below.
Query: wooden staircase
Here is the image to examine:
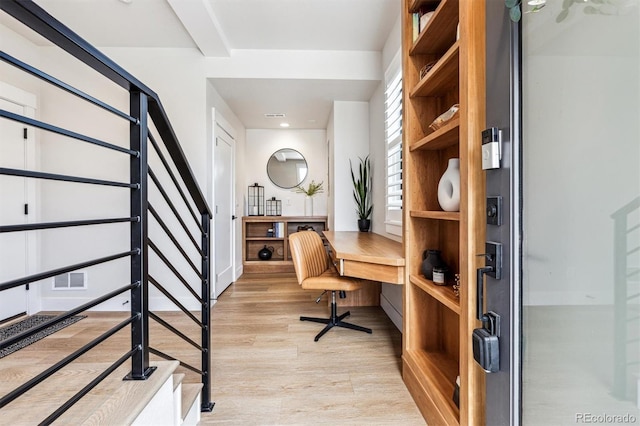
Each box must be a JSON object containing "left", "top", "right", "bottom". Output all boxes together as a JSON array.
[{"left": 0, "top": 360, "right": 203, "bottom": 425}]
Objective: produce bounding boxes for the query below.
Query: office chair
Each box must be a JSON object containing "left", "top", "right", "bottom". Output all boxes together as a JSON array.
[{"left": 289, "top": 230, "right": 372, "bottom": 342}]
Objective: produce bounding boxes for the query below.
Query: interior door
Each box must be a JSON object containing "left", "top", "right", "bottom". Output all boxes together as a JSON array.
[
  {"left": 484, "top": 1, "right": 640, "bottom": 424},
  {"left": 214, "top": 123, "right": 235, "bottom": 298},
  {"left": 0, "top": 98, "right": 29, "bottom": 321}
]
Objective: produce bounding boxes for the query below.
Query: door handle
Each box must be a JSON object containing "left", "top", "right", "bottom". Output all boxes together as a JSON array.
[
  {"left": 232, "top": 215, "right": 237, "bottom": 220},
  {"left": 476, "top": 266, "right": 493, "bottom": 321}
]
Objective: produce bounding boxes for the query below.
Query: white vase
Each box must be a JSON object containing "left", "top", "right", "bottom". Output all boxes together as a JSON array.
[
  {"left": 304, "top": 196, "right": 313, "bottom": 216},
  {"left": 437, "top": 158, "right": 460, "bottom": 212}
]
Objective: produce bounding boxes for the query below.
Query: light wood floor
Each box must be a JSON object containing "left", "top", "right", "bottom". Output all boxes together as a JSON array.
[
  {"left": 202, "top": 272, "right": 424, "bottom": 425},
  {"left": 0, "top": 273, "right": 424, "bottom": 425}
]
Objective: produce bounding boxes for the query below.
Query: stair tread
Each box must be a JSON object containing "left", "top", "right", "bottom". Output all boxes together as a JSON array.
[
  {"left": 0, "top": 360, "right": 179, "bottom": 425},
  {"left": 73, "top": 360, "right": 179, "bottom": 425},
  {"left": 181, "top": 383, "right": 203, "bottom": 420},
  {"left": 173, "top": 373, "right": 186, "bottom": 391}
]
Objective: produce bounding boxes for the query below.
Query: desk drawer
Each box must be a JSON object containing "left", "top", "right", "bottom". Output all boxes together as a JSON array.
[{"left": 342, "top": 259, "right": 404, "bottom": 284}]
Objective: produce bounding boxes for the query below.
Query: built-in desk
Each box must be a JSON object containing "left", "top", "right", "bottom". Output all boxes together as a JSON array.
[{"left": 323, "top": 231, "right": 405, "bottom": 285}]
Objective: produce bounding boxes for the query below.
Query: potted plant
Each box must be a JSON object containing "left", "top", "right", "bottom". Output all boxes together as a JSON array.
[
  {"left": 350, "top": 155, "right": 373, "bottom": 232},
  {"left": 294, "top": 180, "right": 324, "bottom": 216}
]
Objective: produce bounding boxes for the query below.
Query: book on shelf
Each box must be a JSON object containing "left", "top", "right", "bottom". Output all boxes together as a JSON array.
[
  {"left": 412, "top": 13, "right": 420, "bottom": 41},
  {"left": 273, "top": 222, "right": 284, "bottom": 238}
]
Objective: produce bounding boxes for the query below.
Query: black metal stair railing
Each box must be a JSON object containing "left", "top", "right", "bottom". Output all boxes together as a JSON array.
[
  {"left": 0, "top": 0, "right": 213, "bottom": 421},
  {"left": 612, "top": 196, "right": 640, "bottom": 400}
]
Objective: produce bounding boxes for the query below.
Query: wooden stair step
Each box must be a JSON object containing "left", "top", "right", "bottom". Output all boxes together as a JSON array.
[
  {"left": 181, "top": 383, "right": 203, "bottom": 422},
  {"left": 173, "top": 373, "right": 185, "bottom": 392},
  {"left": 63, "top": 360, "right": 179, "bottom": 425}
]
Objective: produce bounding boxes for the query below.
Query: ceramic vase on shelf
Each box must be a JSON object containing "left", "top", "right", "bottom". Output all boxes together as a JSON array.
[
  {"left": 304, "top": 196, "right": 313, "bottom": 216},
  {"left": 437, "top": 158, "right": 460, "bottom": 212},
  {"left": 421, "top": 249, "right": 448, "bottom": 281}
]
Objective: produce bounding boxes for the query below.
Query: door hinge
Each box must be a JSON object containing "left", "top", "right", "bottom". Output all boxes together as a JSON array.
[
  {"left": 24, "top": 204, "right": 29, "bottom": 215},
  {"left": 23, "top": 128, "right": 28, "bottom": 140}
]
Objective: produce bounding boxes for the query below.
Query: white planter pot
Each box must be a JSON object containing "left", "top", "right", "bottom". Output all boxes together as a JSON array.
[{"left": 304, "top": 196, "right": 313, "bottom": 216}]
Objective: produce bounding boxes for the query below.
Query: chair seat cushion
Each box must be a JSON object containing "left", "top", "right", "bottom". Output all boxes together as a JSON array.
[{"left": 301, "top": 265, "right": 364, "bottom": 291}]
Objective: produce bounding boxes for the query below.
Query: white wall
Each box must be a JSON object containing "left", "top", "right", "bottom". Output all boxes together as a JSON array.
[
  {"left": 1, "top": 20, "right": 228, "bottom": 310},
  {"left": 245, "top": 129, "right": 328, "bottom": 217},
  {"left": 330, "top": 101, "right": 370, "bottom": 231}
]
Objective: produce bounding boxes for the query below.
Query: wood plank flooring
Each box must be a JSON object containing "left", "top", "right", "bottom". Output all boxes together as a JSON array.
[
  {"left": 203, "top": 273, "right": 424, "bottom": 425},
  {"left": 0, "top": 272, "right": 425, "bottom": 425}
]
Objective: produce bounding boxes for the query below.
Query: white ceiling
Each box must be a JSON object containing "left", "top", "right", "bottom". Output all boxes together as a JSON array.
[{"left": 8, "top": 0, "right": 400, "bottom": 130}]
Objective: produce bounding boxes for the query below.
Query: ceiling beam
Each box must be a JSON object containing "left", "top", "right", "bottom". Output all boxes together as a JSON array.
[{"left": 166, "top": 0, "right": 230, "bottom": 57}]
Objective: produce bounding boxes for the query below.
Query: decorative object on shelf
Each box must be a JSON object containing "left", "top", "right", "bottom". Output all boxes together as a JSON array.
[
  {"left": 248, "top": 183, "right": 264, "bottom": 216},
  {"left": 294, "top": 180, "right": 324, "bottom": 216},
  {"left": 419, "top": 11, "right": 434, "bottom": 32},
  {"left": 350, "top": 155, "right": 373, "bottom": 232},
  {"left": 421, "top": 249, "right": 448, "bottom": 281},
  {"left": 453, "top": 375, "right": 461, "bottom": 408},
  {"left": 266, "top": 228, "right": 274, "bottom": 237},
  {"left": 258, "top": 245, "right": 274, "bottom": 261},
  {"left": 453, "top": 273, "right": 461, "bottom": 298},
  {"left": 265, "top": 197, "right": 282, "bottom": 216},
  {"left": 419, "top": 60, "right": 438, "bottom": 80},
  {"left": 433, "top": 266, "right": 448, "bottom": 285},
  {"left": 273, "top": 222, "right": 285, "bottom": 238},
  {"left": 296, "top": 225, "right": 315, "bottom": 232},
  {"left": 437, "top": 158, "right": 461, "bottom": 212},
  {"left": 429, "top": 104, "right": 460, "bottom": 131}
]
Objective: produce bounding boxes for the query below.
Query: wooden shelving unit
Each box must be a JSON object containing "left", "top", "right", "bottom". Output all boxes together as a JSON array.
[
  {"left": 242, "top": 216, "right": 327, "bottom": 273},
  {"left": 401, "top": 0, "right": 486, "bottom": 425}
]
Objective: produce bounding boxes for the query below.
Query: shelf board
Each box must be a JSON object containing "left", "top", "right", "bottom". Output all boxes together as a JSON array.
[
  {"left": 410, "top": 274, "right": 460, "bottom": 315},
  {"left": 405, "top": 349, "right": 460, "bottom": 424},
  {"left": 408, "top": 0, "right": 440, "bottom": 13},
  {"left": 410, "top": 210, "right": 460, "bottom": 221},
  {"left": 410, "top": 118, "right": 459, "bottom": 151},
  {"left": 244, "top": 260, "right": 289, "bottom": 265},
  {"left": 246, "top": 237, "right": 285, "bottom": 241},
  {"left": 410, "top": 41, "right": 459, "bottom": 98},
  {"left": 410, "top": 0, "right": 459, "bottom": 55}
]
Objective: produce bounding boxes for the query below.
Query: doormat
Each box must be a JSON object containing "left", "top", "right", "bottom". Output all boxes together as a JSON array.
[{"left": 0, "top": 314, "right": 86, "bottom": 359}]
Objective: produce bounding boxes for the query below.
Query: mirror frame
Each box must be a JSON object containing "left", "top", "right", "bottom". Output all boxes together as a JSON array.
[{"left": 266, "top": 148, "right": 308, "bottom": 189}]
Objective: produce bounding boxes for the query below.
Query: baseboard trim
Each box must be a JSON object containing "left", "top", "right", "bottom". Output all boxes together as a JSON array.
[{"left": 381, "top": 293, "right": 402, "bottom": 332}]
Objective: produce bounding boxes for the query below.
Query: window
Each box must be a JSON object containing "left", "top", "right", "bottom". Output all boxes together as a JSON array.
[{"left": 385, "top": 51, "right": 402, "bottom": 235}]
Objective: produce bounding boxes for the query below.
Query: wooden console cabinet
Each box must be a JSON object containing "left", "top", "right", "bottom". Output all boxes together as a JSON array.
[{"left": 242, "top": 216, "right": 328, "bottom": 273}]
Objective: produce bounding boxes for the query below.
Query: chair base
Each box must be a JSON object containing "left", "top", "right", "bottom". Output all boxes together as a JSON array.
[{"left": 300, "top": 291, "right": 372, "bottom": 341}]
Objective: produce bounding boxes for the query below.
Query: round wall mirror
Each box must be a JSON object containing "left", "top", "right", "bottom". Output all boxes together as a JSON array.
[{"left": 266, "top": 148, "right": 308, "bottom": 189}]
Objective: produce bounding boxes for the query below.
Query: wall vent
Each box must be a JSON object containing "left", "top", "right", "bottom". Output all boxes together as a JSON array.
[
  {"left": 53, "top": 271, "right": 87, "bottom": 290},
  {"left": 264, "top": 113, "right": 286, "bottom": 118}
]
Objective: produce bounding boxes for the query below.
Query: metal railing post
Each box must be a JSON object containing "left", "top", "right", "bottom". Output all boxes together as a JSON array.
[
  {"left": 128, "top": 90, "right": 154, "bottom": 380},
  {"left": 200, "top": 212, "right": 214, "bottom": 411}
]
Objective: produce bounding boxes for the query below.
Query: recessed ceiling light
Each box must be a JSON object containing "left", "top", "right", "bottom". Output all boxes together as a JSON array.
[
  {"left": 280, "top": 123, "right": 290, "bottom": 128},
  {"left": 119, "top": 0, "right": 133, "bottom": 4}
]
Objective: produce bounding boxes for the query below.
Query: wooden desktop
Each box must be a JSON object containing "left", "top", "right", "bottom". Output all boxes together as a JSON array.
[{"left": 322, "top": 231, "right": 405, "bottom": 306}]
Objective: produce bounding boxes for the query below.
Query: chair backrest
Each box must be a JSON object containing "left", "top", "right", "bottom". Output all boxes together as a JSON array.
[{"left": 289, "top": 231, "right": 328, "bottom": 285}]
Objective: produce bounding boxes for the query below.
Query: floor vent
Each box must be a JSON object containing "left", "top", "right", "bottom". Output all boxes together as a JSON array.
[{"left": 53, "top": 271, "right": 87, "bottom": 290}]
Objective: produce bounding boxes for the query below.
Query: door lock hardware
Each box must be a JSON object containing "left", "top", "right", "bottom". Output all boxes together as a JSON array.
[
  {"left": 481, "top": 127, "right": 502, "bottom": 170},
  {"left": 486, "top": 196, "right": 503, "bottom": 226},
  {"left": 473, "top": 311, "right": 501, "bottom": 373},
  {"left": 477, "top": 242, "right": 502, "bottom": 280}
]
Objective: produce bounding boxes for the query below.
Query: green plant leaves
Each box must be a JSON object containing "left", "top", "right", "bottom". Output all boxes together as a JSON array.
[{"left": 350, "top": 155, "right": 373, "bottom": 220}]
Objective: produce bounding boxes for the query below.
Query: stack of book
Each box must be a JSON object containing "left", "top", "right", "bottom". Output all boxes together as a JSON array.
[
  {"left": 273, "top": 222, "right": 285, "bottom": 238},
  {"left": 412, "top": 8, "right": 436, "bottom": 42}
]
